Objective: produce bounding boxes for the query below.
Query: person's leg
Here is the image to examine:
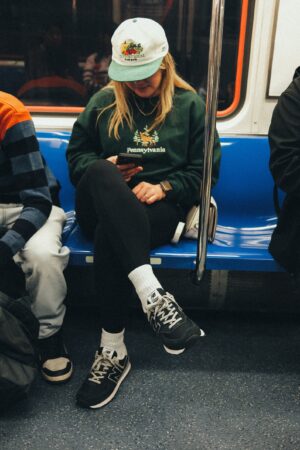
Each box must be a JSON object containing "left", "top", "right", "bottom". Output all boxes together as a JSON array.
[
  {"left": 76, "top": 160, "right": 179, "bottom": 320},
  {"left": 128, "top": 200, "right": 183, "bottom": 310},
  {"left": 128, "top": 200, "right": 205, "bottom": 355},
  {"left": 1, "top": 205, "right": 69, "bottom": 333},
  {"left": 77, "top": 160, "right": 203, "bottom": 351},
  {"left": 75, "top": 161, "right": 139, "bottom": 333},
  {"left": 75, "top": 160, "right": 182, "bottom": 331},
  {"left": 93, "top": 223, "right": 134, "bottom": 332},
  {"left": 75, "top": 159, "right": 151, "bottom": 271},
  {"left": 75, "top": 162, "right": 135, "bottom": 408},
  {"left": 75, "top": 160, "right": 202, "bottom": 408},
  {"left": 12, "top": 206, "right": 72, "bottom": 383},
  {"left": 13, "top": 206, "right": 70, "bottom": 338},
  {"left": 91, "top": 199, "right": 183, "bottom": 329},
  {"left": 75, "top": 161, "right": 174, "bottom": 408},
  {"left": 75, "top": 238, "right": 132, "bottom": 409}
]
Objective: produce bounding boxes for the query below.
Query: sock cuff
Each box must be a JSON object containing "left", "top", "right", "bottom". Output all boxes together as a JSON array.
[
  {"left": 101, "top": 328, "right": 125, "bottom": 349},
  {"left": 128, "top": 264, "right": 153, "bottom": 285}
]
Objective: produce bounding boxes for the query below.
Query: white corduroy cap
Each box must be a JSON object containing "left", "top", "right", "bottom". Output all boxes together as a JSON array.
[{"left": 108, "top": 18, "right": 169, "bottom": 82}]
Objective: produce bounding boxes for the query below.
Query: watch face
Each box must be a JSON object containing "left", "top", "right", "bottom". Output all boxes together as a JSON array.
[{"left": 161, "top": 180, "right": 172, "bottom": 192}]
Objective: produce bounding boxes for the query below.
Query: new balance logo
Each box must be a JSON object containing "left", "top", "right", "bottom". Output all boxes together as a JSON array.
[
  {"left": 108, "top": 363, "right": 125, "bottom": 384},
  {"left": 150, "top": 317, "right": 161, "bottom": 333}
]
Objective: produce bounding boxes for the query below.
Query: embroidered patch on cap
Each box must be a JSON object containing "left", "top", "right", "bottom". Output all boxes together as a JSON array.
[{"left": 120, "top": 40, "right": 144, "bottom": 61}]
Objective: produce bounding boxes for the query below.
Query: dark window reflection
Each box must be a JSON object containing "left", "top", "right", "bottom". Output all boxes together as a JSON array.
[{"left": 0, "top": 0, "right": 243, "bottom": 110}]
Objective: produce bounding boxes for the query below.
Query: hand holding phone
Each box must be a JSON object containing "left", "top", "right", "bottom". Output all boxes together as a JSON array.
[
  {"left": 116, "top": 153, "right": 143, "bottom": 166},
  {"left": 114, "top": 153, "right": 143, "bottom": 182}
]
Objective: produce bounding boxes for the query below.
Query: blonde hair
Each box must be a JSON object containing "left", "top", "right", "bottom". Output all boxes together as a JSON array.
[{"left": 98, "top": 53, "right": 196, "bottom": 139}]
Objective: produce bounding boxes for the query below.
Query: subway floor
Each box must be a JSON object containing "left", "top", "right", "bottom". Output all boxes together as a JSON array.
[{"left": 1, "top": 306, "right": 300, "bottom": 450}]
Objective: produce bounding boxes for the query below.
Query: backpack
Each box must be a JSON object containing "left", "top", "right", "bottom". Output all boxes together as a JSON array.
[{"left": 0, "top": 292, "right": 39, "bottom": 412}]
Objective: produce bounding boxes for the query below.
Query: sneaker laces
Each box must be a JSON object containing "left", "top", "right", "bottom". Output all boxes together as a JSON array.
[
  {"left": 146, "top": 290, "right": 183, "bottom": 330},
  {"left": 88, "top": 348, "right": 117, "bottom": 385}
]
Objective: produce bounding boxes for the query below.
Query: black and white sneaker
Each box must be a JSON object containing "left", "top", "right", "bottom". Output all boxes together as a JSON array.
[
  {"left": 145, "top": 289, "right": 205, "bottom": 355},
  {"left": 76, "top": 347, "right": 131, "bottom": 409},
  {"left": 39, "top": 329, "right": 73, "bottom": 383}
]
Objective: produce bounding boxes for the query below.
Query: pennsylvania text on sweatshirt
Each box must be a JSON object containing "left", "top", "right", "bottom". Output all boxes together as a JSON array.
[
  {"left": 0, "top": 91, "right": 52, "bottom": 261},
  {"left": 67, "top": 88, "right": 221, "bottom": 210}
]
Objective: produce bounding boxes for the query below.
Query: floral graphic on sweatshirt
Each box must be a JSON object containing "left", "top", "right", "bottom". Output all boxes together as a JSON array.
[{"left": 133, "top": 126, "right": 159, "bottom": 147}]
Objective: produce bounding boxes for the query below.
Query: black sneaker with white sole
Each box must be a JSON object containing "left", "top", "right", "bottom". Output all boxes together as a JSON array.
[
  {"left": 145, "top": 289, "right": 205, "bottom": 355},
  {"left": 39, "top": 329, "right": 73, "bottom": 383},
  {"left": 76, "top": 347, "right": 131, "bottom": 409}
]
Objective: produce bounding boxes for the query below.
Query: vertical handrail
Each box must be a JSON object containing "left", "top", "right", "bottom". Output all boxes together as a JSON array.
[{"left": 195, "top": 0, "right": 225, "bottom": 282}]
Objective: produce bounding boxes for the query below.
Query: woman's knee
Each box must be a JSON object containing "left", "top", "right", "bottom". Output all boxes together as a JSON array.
[{"left": 86, "top": 159, "right": 119, "bottom": 184}]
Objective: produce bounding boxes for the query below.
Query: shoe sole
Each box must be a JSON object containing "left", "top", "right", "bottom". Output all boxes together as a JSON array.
[
  {"left": 42, "top": 363, "right": 74, "bottom": 384},
  {"left": 88, "top": 362, "right": 131, "bottom": 409},
  {"left": 163, "top": 328, "right": 205, "bottom": 355}
]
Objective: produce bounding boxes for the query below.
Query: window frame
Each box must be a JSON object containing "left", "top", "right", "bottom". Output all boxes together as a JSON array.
[{"left": 25, "top": 0, "right": 251, "bottom": 118}]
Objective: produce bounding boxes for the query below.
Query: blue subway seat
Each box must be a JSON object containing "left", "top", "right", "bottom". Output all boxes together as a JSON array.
[{"left": 37, "top": 131, "right": 282, "bottom": 272}]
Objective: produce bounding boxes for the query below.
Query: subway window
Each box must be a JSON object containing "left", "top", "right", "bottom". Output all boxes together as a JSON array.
[{"left": 0, "top": 0, "right": 247, "bottom": 114}]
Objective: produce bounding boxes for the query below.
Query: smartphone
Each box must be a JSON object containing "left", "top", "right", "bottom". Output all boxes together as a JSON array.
[{"left": 116, "top": 153, "right": 143, "bottom": 166}]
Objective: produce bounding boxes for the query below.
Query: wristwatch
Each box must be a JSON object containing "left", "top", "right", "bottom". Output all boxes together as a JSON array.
[{"left": 160, "top": 180, "right": 173, "bottom": 194}]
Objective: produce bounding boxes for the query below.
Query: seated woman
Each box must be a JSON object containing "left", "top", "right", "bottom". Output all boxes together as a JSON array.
[{"left": 67, "top": 17, "right": 221, "bottom": 409}]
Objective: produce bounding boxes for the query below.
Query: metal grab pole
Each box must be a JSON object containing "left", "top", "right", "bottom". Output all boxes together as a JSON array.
[{"left": 195, "top": 0, "right": 225, "bottom": 282}]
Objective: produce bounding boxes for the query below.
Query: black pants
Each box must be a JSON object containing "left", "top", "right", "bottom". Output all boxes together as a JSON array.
[{"left": 75, "top": 160, "right": 183, "bottom": 332}]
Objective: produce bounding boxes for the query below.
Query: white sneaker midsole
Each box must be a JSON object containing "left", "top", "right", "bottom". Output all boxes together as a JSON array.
[{"left": 90, "top": 361, "right": 131, "bottom": 409}]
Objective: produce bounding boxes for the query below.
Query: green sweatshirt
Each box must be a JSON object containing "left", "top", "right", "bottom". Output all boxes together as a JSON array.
[{"left": 67, "top": 87, "right": 221, "bottom": 210}]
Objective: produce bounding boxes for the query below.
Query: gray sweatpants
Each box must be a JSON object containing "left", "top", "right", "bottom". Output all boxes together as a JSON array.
[{"left": 0, "top": 204, "right": 70, "bottom": 339}]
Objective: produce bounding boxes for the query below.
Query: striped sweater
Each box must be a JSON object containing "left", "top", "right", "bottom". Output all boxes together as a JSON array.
[{"left": 0, "top": 91, "right": 52, "bottom": 262}]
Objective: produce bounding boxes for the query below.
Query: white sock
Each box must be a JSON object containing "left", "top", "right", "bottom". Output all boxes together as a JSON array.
[
  {"left": 128, "top": 264, "right": 163, "bottom": 312},
  {"left": 100, "top": 328, "right": 127, "bottom": 359}
]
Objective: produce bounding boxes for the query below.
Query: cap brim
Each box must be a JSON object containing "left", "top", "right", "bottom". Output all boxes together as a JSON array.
[{"left": 108, "top": 57, "right": 163, "bottom": 82}]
